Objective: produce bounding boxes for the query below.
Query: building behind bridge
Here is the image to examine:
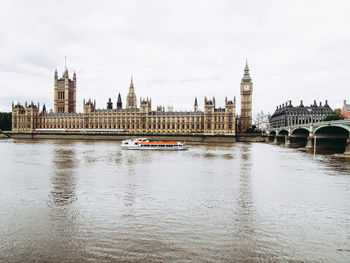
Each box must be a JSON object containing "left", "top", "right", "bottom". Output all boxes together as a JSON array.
[
  {"left": 341, "top": 100, "right": 350, "bottom": 120},
  {"left": 11, "top": 62, "right": 254, "bottom": 135},
  {"left": 269, "top": 100, "right": 334, "bottom": 128}
]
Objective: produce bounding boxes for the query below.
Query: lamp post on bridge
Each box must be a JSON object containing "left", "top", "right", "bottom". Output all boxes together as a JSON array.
[{"left": 305, "top": 108, "right": 314, "bottom": 149}]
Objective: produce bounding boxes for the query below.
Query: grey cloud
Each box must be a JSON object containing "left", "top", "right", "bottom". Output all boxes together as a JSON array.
[{"left": 0, "top": 0, "right": 349, "bottom": 114}]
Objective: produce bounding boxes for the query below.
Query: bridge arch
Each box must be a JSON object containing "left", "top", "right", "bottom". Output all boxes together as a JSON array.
[
  {"left": 291, "top": 126, "right": 310, "bottom": 134},
  {"left": 275, "top": 129, "right": 289, "bottom": 144},
  {"left": 268, "top": 130, "right": 277, "bottom": 136},
  {"left": 289, "top": 128, "right": 309, "bottom": 147},
  {"left": 277, "top": 129, "right": 289, "bottom": 136},
  {"left": 314, "top": 124, "right": 350, "bottom": 135},
  {"left": 313, "top": 125, "right": 349, "bottom": 153},
  {"left": 291, "top": 128, "right": 309, "bottom": 136},
  {"left": 267, "top": 130, "right": 276, "bottom": 142}
]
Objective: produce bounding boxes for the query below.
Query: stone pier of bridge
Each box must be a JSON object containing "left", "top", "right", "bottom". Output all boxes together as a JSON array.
[{"left": 344, "top": 138, "right": 350, "bottom": 155}]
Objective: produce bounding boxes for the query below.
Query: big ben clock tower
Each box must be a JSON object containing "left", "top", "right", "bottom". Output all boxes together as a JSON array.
[{"left": 239, "top": 61, "right": 253, "bottom": 132}]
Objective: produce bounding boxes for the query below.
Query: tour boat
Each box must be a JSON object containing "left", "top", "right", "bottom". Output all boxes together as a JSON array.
[{"left": 121, "top": 138, "right": 189, "bottom": 150}]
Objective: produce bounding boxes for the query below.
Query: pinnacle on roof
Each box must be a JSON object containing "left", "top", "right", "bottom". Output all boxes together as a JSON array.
[
  {"left": 242, "top": 60, "right": 251, "bottom": 81},
  {"left": 129, "top": 75, "right": 134, "bottom": 91},
  {"left": 63, "top": 56, "right": 69, "bottom": 76},
  {"left": 245, "top": 59, "right": 249, "bottom": 71}
]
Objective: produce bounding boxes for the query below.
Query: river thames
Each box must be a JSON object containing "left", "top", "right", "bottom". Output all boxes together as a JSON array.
[{"left": 0, "top": 139, "right": 349, "bottom": 262}]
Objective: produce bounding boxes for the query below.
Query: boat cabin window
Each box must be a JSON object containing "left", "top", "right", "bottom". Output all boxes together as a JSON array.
[
  {"left": 166, "top": 145, "right": 173, "bottom": 147},
  {"left": 159, "top": 145, "right": 165, "bottom": 147}
]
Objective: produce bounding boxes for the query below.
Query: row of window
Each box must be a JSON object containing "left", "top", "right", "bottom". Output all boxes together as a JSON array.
[{"left": 14, "top": 122, "right": 234, "bottom": 131}]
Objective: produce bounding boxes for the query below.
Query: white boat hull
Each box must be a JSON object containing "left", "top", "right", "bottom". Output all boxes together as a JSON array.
[
  {"left": 121, "top": 145, "right": 189, "bottom": 150},
  {"left": 121, "top": 138, "right": 189, "bottom": 150}
]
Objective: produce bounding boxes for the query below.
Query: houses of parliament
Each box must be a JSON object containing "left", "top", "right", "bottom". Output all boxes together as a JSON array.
[{"left": 12, "top": 63, "right": 253, "bottom": 135}]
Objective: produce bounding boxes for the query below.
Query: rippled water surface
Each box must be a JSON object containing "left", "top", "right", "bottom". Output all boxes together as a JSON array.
[{"left": 0, "top": 139, "right": 350, "bottom": 262}]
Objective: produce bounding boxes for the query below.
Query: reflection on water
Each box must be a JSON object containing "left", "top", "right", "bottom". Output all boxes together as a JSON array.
[
  {"left": 49, "top": 142, "right": 78, "bottom": 206},
  {"left": 233, "top": 144, "right": 260, "bottom": 261},
  {"left": 47, "top": 141, "right": 86, "bottom": 262},
  {"left": 0, "top": 139, "right": 350, "bottom": 262}
]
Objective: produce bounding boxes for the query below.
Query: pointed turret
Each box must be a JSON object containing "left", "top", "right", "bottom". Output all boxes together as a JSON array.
[
  {"left": 107, "top": 98, "right": 113, "bottom": 110},
  {"left": 62, "top": 56, "right": 69, "bottom": 78},
  {"left": 194, "top": 97, "right": 198, "bottom": 112},
  {"left": 117, "top": 93, "right": 122, "bottom": 110},
  {"left": 54, "top": 68, "right": 58, "bottom": 80},
  {"left": 129, "top": 75, "right": 134, "bottom": 92},
  {"left": 242, "top": 60, "right": 251, "bottom": 81},
  {"left": 63, "top": 68, "right": 69, "bottom": 78},
  {"left": 126, "top": 75, "right": 137, "bottom": 109}
]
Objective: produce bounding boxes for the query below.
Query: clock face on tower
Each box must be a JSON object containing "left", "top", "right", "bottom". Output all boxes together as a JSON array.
[{"left": 243, "top": 85, "right": 250, "bottom": 91}]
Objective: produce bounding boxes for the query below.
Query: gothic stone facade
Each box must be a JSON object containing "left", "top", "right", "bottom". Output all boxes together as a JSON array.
[{"left": 12, "top": 64, "right": 253, "bottom": 135}]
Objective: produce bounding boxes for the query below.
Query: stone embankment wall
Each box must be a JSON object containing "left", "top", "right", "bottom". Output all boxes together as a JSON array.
[
  {"left": 236, "top": 133, "right": 268, "bottom": 142},
  {"left": 8, "top": 132, "right": 236, "bottom": 143},
  {"left": 8, "top": 132, "right": 268, "bottom": 143}
]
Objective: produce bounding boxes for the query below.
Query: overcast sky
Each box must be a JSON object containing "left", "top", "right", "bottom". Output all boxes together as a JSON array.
[{"left": 1, "top": 0, "right": 349, "bottom": 116}]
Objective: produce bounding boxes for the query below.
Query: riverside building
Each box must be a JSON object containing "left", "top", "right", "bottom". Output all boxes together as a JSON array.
[
  {"left": 269, "top": 100, "right": 334, "bottom": 128},
  {"left": 341, "top": 100, "right": 350, "bottom": 120},
  {"left": 12, "top": 63, "right": 254, "bottom": 135}
]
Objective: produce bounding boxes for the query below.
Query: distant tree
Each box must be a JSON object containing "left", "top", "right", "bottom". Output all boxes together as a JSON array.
[
  {"left": 322, "top": 114, "right": 344, "bottom": 122},
  {"left": 245, "top": 125, "right": 258, "bottom": 133},
  {"left": 0, "top": 112, "right": 12, "bottom": 131}
]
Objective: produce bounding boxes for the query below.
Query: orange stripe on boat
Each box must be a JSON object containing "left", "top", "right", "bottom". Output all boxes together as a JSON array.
[{"left": 138, "top": 142, "right": 178, "bottom": 145}]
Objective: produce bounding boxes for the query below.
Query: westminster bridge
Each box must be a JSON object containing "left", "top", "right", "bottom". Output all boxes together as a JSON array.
[{"left": 268, "top": 120, "right": 350, "bottom": 154}]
